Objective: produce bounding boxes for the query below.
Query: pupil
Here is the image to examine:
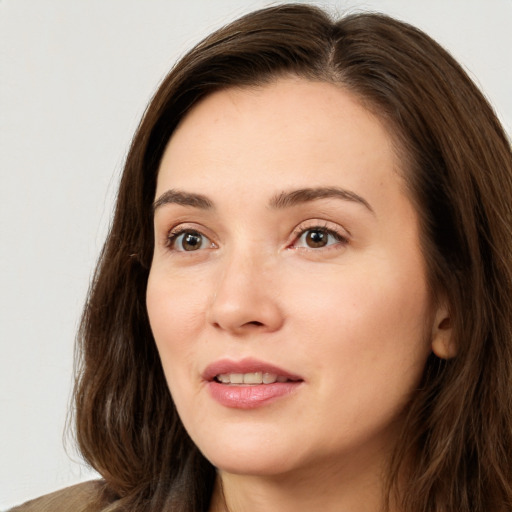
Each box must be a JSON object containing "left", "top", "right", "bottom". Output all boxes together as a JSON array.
[
  {"left": 183, "top": 233, "right": 201, "bottom": 250},
  {"left": 306, "top": 230, "right": 327, "bottom": 248}
]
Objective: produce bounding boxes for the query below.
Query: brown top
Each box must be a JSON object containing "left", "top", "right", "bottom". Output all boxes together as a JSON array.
[{"left": 8, "top": 480, "right": 113, "bottom": 512}]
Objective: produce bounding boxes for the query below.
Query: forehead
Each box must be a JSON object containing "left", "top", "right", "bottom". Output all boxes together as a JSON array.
[{"left": 156, "top": 78, "right": 401, "bottom": 203}]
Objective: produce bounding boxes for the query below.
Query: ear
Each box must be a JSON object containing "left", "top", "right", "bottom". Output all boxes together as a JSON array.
[{"left": 431, "top": 301, "right": 456, "bottom": 359}]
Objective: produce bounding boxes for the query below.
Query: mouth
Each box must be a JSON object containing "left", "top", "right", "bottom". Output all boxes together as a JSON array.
[
  {"left": 203, "top": 357, "right": 303, "bottom": 384},
  {"left": 214, "top": 372, "right": 299, "bottom": 385},
  {"left": 203, "top": 358, "right": 304, "bottom": 409}
]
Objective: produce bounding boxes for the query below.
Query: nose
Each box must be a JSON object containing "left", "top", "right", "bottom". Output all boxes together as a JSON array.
[{"left": 207, "top": 250, "right": 284, "bottom": 335}]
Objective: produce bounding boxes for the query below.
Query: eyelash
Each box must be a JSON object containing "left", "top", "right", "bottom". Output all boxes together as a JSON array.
[
  {"left": 165, "top": 222, "right": 349, "bottom": 253},
  {"left": 166, "top": 227, "right": 216, "bottom": 252},
  {"left": 290, "top": 223, "right": 349, "bottom": 251}
]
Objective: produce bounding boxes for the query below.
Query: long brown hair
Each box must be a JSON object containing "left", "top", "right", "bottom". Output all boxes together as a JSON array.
[{"left": 74, "top": 4, "right": 512, "bottom": 511}]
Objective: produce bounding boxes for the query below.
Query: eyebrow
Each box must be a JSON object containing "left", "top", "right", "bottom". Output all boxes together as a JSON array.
[
  {"left": 152, "top": 186, "right": 374, "bottom": 214},
  {"left": 153, "top": 190, "right": 214, "bottom": 212},
  {"left": 269, "top": 187, "right": 374, "bottom": 214}
]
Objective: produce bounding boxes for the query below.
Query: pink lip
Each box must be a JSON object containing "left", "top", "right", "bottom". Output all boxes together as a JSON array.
[
  {"left": 202, "top": 357, "right": 302, "bottom": 382},
  {"left": 202, "top": 358, "right": 304, "bottom": 410}
]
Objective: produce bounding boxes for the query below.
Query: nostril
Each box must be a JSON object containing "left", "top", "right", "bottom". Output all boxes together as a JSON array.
[
  {"left": 212, "top": 320, "right": 264, "bottom": 331},
  {"left": 208, "top": 295, "right": 284, "bottom": 333}
]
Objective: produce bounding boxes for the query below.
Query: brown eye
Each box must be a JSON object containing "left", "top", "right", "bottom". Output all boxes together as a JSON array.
[
  {"left": 305, "top": 229, "right": 328, "bottom": 248},
  {"left": 169, "top": 230, "right": 211, "bottom": 252},
  {"left": 294, "top": 227, "right": 346, "bottom": 250}
]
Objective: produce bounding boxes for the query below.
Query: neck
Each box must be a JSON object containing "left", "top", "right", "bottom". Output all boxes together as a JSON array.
[{"left": 209, "top": 454, "right": 396, "bottom": 512}]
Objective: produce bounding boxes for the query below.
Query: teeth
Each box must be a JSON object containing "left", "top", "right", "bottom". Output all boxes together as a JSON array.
[
  {"left": 244, "top": 372, "right": 262, "bottom": 384},
  {"left": 230, "top": 373, "right": 244, "bottom": 384},
  {"left": 216, "top": 372, "right": 285, "bottom": 385},
  {"left": 263, "top": 372, "right": 278, "bottom": 384}
]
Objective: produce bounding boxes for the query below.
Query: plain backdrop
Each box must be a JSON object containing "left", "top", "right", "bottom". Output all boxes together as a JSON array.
[{"left": 1, "top": 0, "right": 511, "bottom": 508}]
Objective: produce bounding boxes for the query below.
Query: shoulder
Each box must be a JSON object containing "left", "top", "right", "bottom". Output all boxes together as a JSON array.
[{"left": 8, "top": 480, "right": 115, "bottom": 512}]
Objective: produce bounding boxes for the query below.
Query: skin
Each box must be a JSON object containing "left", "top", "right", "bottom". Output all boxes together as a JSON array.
[{"left": 146, "top": 78, "right": 450, "bottom": 512}]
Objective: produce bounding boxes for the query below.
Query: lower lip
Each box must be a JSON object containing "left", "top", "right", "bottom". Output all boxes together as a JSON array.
[{"left": 207, "top": 381, "right": 302, "bottom": 409}]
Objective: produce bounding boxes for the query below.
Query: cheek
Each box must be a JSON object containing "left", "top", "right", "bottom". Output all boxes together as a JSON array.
[
  {"left": 146, "top": 270, "right": 207, "bottom": 380},
  {"left": 147, "top": 264, "right": 206, "bottom": 330},
  {"left": 289, "top": 260, "right": 432, "bottom": 377}
]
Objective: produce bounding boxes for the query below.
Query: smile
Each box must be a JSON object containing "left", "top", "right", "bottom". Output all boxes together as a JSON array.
[
  {"left": 215, "top": 372, "right": 294, "bottom": 385},
  {"left": 204, "top": 358, "right": 304, "bottom": 409}
]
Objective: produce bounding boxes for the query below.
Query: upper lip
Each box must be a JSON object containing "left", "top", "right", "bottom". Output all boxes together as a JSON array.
[{"left": 202, "top": 357, "right": 303, "bottom": 382}]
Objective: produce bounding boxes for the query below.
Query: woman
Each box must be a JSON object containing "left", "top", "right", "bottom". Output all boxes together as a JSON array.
[{"left": 12, "top": 4, "right": 512, "bottom": 512}]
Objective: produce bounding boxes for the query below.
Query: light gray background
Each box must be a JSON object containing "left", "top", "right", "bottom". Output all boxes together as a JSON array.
[{"left": 1, "top": 0, "right": 511, "bottom": 508}]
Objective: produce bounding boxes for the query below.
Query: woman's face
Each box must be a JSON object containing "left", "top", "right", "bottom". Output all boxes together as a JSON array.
[{"left": 147, "top": 78, "right": 441, "bottom": 478}]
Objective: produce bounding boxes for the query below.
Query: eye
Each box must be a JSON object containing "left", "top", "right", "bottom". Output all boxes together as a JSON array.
[
  {"left": 167, "top": 229, "right": 213, "bottom": 252},
  {"left": 293, "top": 226, "right": 348, "bottom": 249}
]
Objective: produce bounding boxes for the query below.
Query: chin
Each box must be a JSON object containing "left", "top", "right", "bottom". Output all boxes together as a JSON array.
[
  {"left": 210, "top": 454, "right": 296, "bottom": 477},
  {"left": 194, "top": 430, "right": 303, "bottom": 477}
]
